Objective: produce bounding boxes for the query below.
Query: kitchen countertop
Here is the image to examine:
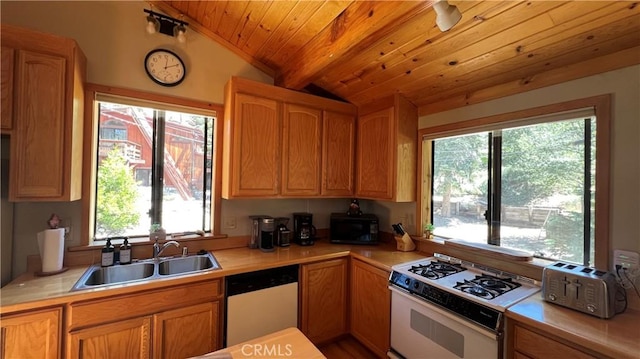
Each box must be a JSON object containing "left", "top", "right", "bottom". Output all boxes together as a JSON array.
[
  {"left": 190, "top": 327, "right": 325, "bottom": 359},
  {"left": 506, "top": 294, "right": 640, "bottom": 359},
  {"left": 4, "top": 240, "right": 637, "bottom": 359},
  {"left": 0, "top": 240, "right": 426, "bottom": 313}
]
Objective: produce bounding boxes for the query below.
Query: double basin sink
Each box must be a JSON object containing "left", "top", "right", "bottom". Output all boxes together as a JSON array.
[{"left": 71, "top": 252, "right": 221, "bottom": 291}]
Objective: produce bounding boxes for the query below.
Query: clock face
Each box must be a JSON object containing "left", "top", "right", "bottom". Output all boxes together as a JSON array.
[{"left": 144, "top": 49, "right": 186, "bottom": 87}]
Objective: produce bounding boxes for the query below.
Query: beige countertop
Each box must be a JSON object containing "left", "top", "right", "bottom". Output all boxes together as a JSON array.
[
  {"left": 506, "top": 294, "right": 640, "bottom": 359},
  {"left": 0, "top": 241, "right": 425, "bottom": 313}
]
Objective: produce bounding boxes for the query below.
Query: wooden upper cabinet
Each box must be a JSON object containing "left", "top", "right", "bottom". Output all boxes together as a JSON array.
[
  {"left": 2, "top": 24, "right": 86, "bottom": 202},
  {"left": 322, "top": 111, "right": 355, "bottom": 196},
  {"left": 1, "top": 46, "right": 14, "bottom": 132},
  {"left": 1, "top": 307, "right": 62, "bottom": 359},
  {"left": 282, "top": 104, "right": 322, "bottom": 196},
  {"left": 223, "top": 92, "right": 280, "bottom": 198},
  {"left": 356, "top": 94, "right": 417, "bottom": 202},
  {"left": 223, "top": 76, "right": 356, "bottom": 199}
]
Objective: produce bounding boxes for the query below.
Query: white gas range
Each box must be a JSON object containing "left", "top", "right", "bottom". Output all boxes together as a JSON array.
[{"left": 388, "top": 254, "right": 541, "bottom": 359}]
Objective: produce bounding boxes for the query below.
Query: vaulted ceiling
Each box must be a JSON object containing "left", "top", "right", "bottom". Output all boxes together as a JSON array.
[{"left": 152, "top": 1, "right": 640, "bottom": 115}]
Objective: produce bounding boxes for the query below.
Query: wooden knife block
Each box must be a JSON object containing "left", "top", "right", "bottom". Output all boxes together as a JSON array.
[{"left": 394, "top": 233, "right": 416, "bottom": 252}]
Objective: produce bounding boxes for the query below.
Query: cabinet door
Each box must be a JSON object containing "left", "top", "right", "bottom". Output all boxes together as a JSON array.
[
  {"left": 300, "top": 258, "right": 348, "bottom": 344},
  {"left": 1, "top": 47, "right": 14, "bottom": 131},
  {"left": 282, "top": 104, "right": 322, "bottom": 196},
  {"left": 154, "top": 301, "right": 220, "bottom": 359},
  {"left": 350, "top": 259, "right": 391, "bottom": 358},
  {"left": 10, "top": 50, "right": 66, "bottom": 199},
  {"left": 322, "top": 111, "right": 355, "bottom": 196},
  {"left": 67, "top": 316, "right": 151, "bottom": 359},
  {"left": 356, "top": 107, "right": 394, "bottom": 199},
  {"left": 1, "top": 307, "right": 61, "bottom": 359},
  {"left": 228, "top": 93, "right": 280, "bottom": 197}
]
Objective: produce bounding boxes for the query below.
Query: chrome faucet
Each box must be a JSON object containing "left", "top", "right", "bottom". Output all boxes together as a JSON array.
[{"left": 153, "top": 237, "right": 180, "bottom": 259}]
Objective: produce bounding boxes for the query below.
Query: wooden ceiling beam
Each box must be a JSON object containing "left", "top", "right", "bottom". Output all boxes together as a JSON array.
[
  {"left": 316, "top": 0, "right": 505, "bottom": 95},
  {"left": 274, "top": 0, "right": 434, "bottom": 91}
]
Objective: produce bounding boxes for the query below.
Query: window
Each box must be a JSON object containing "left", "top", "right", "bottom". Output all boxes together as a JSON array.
[
  {"left": 419, "top": 96, "right": 611, "bottom": 268},
  {"left": 90, "top": 92, "right": 217, "bottom": 241}
]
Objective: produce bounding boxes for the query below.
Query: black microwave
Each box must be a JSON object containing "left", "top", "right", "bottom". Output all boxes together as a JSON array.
[{"left": 330, "top": 213, "right": 379, "bottom": 245}]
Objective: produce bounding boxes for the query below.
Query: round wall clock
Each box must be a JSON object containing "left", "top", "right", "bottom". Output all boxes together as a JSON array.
[{"left": 144, "top": 49, "right": 186, "bottom": 87}]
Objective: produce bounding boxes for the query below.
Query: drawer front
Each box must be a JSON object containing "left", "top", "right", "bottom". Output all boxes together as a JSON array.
[
  {"left": 514, "top": 325, "right": 597, "bottom": 359},
  {"left": 69, "top": 279, "right": 221, "bottom": 329}
]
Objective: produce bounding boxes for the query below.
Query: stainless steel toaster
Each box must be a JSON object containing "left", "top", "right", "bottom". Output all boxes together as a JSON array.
[{"left": 542, "top": 261, "right": 619, "bottom": 319}]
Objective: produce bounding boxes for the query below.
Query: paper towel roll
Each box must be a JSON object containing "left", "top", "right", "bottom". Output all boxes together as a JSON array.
[{"left": 37, "top": 228, "right": 65, "bottom": 273}]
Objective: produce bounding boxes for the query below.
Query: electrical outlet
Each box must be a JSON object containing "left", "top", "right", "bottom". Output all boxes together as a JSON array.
[
  {"left": 613, "top": 250, "right": 640, "bottom": 289},
  {"left": 63, "top": 218, "right": 72, "bottom": 241},
  {"left": 223, "top": 216, "right": 237, "bottom": 229},
  {"left": 613, "top": 250, "right": 639, "bottom": 271}
]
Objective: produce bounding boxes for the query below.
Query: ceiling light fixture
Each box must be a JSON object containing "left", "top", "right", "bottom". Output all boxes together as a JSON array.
[
  {"left": 433, "top": 0, "right": 462, "bottom": 32},
  {"left": 143, "top": 9, "right": 189, "bottom": 42}
]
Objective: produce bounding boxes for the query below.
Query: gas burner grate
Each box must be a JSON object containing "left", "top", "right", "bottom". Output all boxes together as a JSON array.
[
  {"left": 408, "top": 261, "right": 466, "bottom": 280},
  {"left": 454, "top": 275, "right": 521, "bottom": 300}
]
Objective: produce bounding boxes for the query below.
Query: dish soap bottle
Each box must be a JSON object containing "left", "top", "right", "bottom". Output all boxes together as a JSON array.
[
  {"left": 101, "top": 239, "right": 115, "bottom": 267},
  {"left": 119, "top": 238, "right": 132, "bottom": 264}
]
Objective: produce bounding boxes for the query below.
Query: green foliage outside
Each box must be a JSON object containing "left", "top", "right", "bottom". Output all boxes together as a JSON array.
[
  {"left": 432, "top": 118, "right": 596, "bottom": 264},
  {"left": 543, "top": 211, "right": 584, "bottom": 263},
  {"left": 96, "top": 149, "right": 140, "bottom": 237}
]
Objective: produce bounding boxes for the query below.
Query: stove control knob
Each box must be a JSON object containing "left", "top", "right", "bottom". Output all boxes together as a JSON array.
[
  {"left": 404, "top": 278, "right": 411, "bottom": 286},
  {"left": 587, "top": 304, "right": 596, "bottom": 313},
  {"left": 413, "top": 282, "right": 420, "bottom": 290},
  {"left": 548, "top": 294, "right": 557, "bottom": 301}
]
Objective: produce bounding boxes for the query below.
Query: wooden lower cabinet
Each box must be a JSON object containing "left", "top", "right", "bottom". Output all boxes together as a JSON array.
[
  {"left": 68, "top": 316, "right": 151, "bottom": 359},
  {"left": 508, "top": 319, "right": 600, "bottom": 359},
  {"left": 300, "top": 258, "right": 348, "bottom": 344},
  {"left": 66, "top": 279, "right": 222, "bottom": 359},
  {"left": 154, "top": 302, "right": 219, "bottom": 359},
  {"left": 350, "top": 259, "right": 391, "bottom": 358},
  {"left": 0, "top": 307, "right": 62, "bottom": 359}
]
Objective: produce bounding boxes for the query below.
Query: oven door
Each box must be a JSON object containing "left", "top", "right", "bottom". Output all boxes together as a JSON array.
[{"left": 389, "top": 286, "right": 501, "bottom": 359}]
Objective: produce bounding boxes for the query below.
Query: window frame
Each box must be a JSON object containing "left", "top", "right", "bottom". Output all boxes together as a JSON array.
[
  {"left": 416, "top": 95, "right": 611, "bottom": 270},
  {"left": 81, "top": 84, "right": 224, "bottom": 246}
]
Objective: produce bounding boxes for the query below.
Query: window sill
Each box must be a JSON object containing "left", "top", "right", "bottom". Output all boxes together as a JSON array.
[
  {"left": 68, "top": 233, "right": 229, "bottom": 252},
  {"left": 414, "top": 236, "right": 553, "bottom": 281}
]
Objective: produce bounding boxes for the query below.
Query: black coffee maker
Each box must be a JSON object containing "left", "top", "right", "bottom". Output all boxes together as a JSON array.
[{"left": 293, "top": 212, "right": 316, "bottom": 246}]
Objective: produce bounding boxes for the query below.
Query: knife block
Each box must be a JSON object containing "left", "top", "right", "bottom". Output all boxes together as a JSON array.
[{"left": 394, "top": 233, "right": 416, "bottom": 252}]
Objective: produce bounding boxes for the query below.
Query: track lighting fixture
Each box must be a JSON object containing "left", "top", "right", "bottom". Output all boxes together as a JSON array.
[
  {"left": 144, "top": 9, "right": 189, "bottom": 42},
  {"left": 433, "top": 0, "right": 462, "bottom": 32}
]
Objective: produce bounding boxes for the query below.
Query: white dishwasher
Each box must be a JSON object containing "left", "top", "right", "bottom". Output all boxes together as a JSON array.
[{"left": 224, "top": 265, "right": 299, "bottom": 346}]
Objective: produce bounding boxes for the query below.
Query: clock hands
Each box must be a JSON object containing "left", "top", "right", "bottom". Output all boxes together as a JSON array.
[{"left": 165, "top": 64, "right": 180, "bottom": 69}]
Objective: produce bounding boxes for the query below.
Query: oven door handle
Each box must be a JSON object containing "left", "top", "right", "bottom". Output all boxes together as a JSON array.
[{"left": 389, "top": 286, "right": 501, "bottom": 340}]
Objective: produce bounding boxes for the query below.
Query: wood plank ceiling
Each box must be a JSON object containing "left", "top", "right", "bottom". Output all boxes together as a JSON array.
[{"left": 152, "top": 1, "right": 640, "bottom": 115}]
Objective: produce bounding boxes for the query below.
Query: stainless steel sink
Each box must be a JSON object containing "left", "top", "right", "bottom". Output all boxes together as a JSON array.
[
  {"left": 158, "top": 254, "right": 218, "bottom": 276},
  {"left": 71, "top": 252, "right": 221, "bottom": 291},
  {"left": 82, "top": 262, "right": 155, "bottom": 286}
]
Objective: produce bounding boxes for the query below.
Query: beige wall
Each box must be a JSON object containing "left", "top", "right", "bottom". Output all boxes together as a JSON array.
[
  {"left": 0, "top": 0, "right": 272, "bottom": 104},
  {"left": 415, "top": 65, "right": 640, "bottom": 260},
  {"left": 0, "top": 1, "right": 351, "bottom": 279}
]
